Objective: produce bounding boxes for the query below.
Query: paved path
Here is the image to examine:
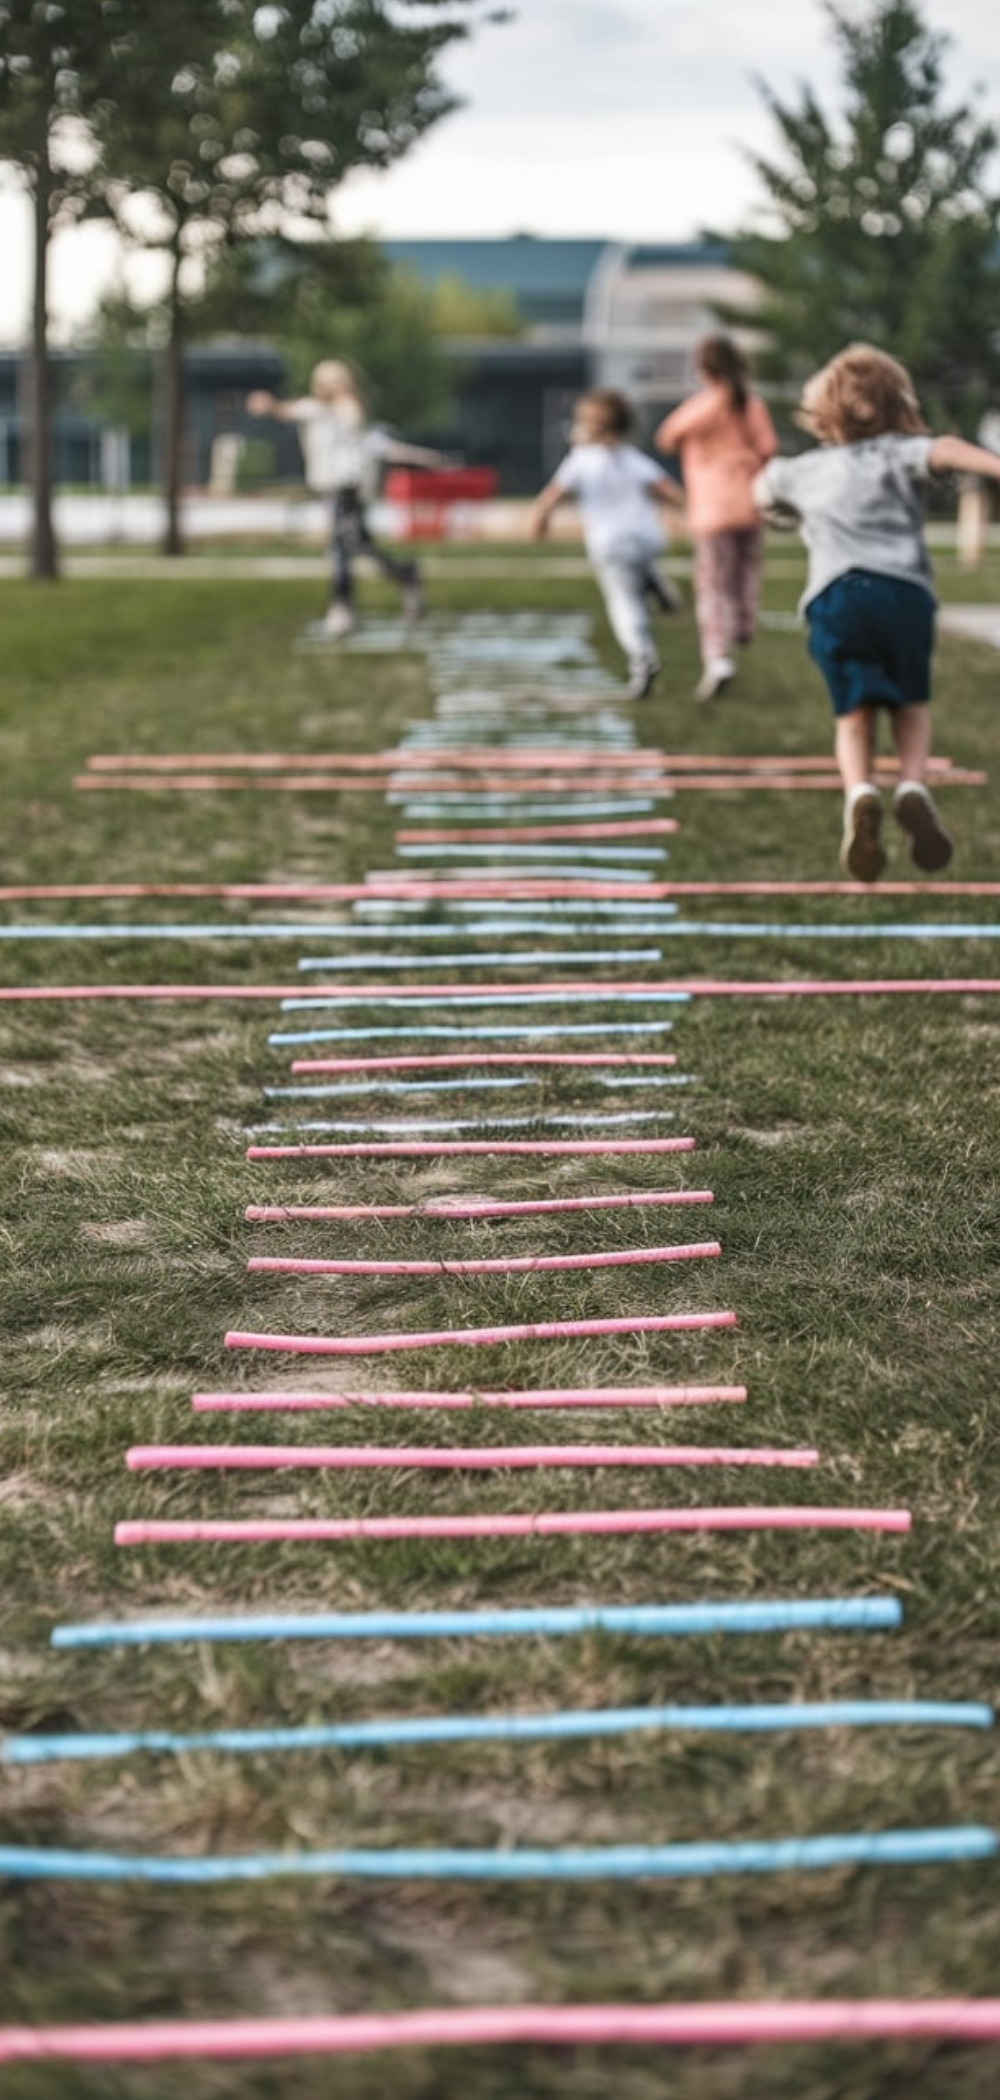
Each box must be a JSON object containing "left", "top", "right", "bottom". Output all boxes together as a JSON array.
[{"left": 939, "top": 605, "right": 1000, "bottom": 651}]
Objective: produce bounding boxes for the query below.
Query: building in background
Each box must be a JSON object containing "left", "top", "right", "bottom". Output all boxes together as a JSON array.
[
  {"left": 0, "top": 343, "right": 287, "bottom": 492},
  {"left": 0, "top": 239, "right": 758, "bottom": 498},
  {"left": 583, "top": 242, "right": 760, "bottom": 413},
  {"left": 387, "top": 236, "right": 758, "bottom": 485}
]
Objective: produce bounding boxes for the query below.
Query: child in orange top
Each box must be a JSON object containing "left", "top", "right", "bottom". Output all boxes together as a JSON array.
[{"left": 657, "top": 336, "right": 777, "bottom": 701}]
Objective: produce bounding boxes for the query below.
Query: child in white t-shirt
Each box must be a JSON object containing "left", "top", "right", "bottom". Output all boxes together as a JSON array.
[
  {"left": 755, "top": 343, "right": 1000, "bottom": 880},
  {"left": 248, "top": 360, "right": 445, "bottom": 636},
  {"left": 530, "top": 390, "right": 684, "bottom": 698}
]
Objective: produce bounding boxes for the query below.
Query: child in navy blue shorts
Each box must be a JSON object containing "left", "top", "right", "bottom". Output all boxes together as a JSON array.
[{"left": 754, "top": 344, "right": 1000, "bottom": 881}]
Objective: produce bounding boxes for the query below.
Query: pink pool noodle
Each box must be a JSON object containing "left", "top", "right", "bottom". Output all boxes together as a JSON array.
[
  {"left": 289, "top": 1052, "right": 680, "bottom": 1074},
  {"left": 0, "top": 979, "right": 684, "bottom": 1007},
  {"left": 245, "top": 1193, "right": 715, "bottom": 1223},
  {"left": 81, "top": 747, "right": 953, "bottom": 772},
  {"left": 224, "top": 1309, "right": 736, "bottom": 1355},
  {"left": 84, "top": 749, "right": 673, "bottom": 773},
  {"left": 5, "top": 1998, "right": 1000, "bottom": 2062},
  {"left": 191, "top": 1384, "right": 747, "bottom": 1413},
  {"left": 621, "top": 882, "right": 1000, "bottom": 898},
  {"left": 0, "top": 879, "right": 655, "bottom": 905},
  {"left": 394, "top": 820, "right": 678, "bottom": 843},
  {"left": 10, "top": 980, "right": 1000, "bottom": 1005},
  {"left": 658, "top": 770, "right": 980, "bottom": 788},
  {"left": 0, "top": 883, "right": 436, "bottom": 904},
  {"left": 654, "top": 771, "right": 984, "bottom": 789},
  {"left": 362, "top": 878, "right": 1000, "bottom": 899},
  {"left": 75, "top": 774, "right": 678, "bottom": 796},
  {"left": 0, "top": 880, "right": 682, "bottom": 904},
  {"left": 14, "top": 877, "right": 1000, "bottom": 904},
  {"left": 115, "top": 1507, "right": 910, "bottom": 1544},
  {"left": 127, "top": 1441, "right": 802, "bottom": 1473},
  {"left": 246, "top": 1242, "right": 721, "bottom": 1279},
  {"left": 246, "top": 1139, "right": 698, "bottom": 1160}
]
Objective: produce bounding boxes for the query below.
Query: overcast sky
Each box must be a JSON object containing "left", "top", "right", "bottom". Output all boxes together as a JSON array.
[{"left": 2, "top": 0, "right": 998, "bottom": 342}]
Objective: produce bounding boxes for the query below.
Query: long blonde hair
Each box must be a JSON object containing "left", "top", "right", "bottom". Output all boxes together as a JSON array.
[
  {"left": 798, "top": 344, "right": 926, "bottom": 445},
  {"left": 310, "top": 359, "right": 365, "bottom": 411}
]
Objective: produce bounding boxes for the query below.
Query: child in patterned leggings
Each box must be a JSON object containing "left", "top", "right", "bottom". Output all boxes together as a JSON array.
[{"left": 656, "top": 336, "right": 777, "bottom": 702}]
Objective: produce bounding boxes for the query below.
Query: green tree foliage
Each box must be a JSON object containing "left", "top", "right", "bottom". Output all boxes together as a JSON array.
[
  {"left": 722, "top": 1, "right": 1000, "bottom": 429},
  {"left": 75, "top": 285, "right": 156, "bottom": 448},
  {"left": 424, "top": 271, "right": 522, "bottom": 341},
  {"left": 92, "top": 0, "right": 498, "bottom": 552},
  {"left": 0, "top": 0, "right": 150, "bottom": 575},
  {"left": 0, "top": 1, "right": 499, "bottom": 568}
]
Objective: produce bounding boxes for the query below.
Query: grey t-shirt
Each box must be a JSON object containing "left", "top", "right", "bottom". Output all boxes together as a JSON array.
[{"left": 754, "top": 433, "right": 935, "bottom": 610}]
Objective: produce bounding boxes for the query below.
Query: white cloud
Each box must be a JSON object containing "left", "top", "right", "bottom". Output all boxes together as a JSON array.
[
  {"left": 335, "top": 0, "right": 1000, "bottom": 236},
  {"left": 2, "top": 0, "right": 999, "bottom": 339}
]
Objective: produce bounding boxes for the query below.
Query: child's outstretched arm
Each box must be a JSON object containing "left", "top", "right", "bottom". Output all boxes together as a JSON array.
[
  {"left": 247, "top": 390, "right": 293, "bottom": 420},
  {"left": 528, "top": 480, "right": 567, "bottom": 540},
  {"left": 929, "top": 435, "right": 1000, "bottom": 483},
  {"left": 378, "top": 437, "right": 452, "bottom": 469},
  {"left": 652, "top": 472, "right": 685, "bottom": 511},
  {"left": 751, "top": 461, "right": 800, "bottom": 529}
]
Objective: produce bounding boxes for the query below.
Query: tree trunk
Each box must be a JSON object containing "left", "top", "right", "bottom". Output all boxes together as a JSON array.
[
  {"left": 162, "top": 245, "right": 184, "bottom": 557},
  {"left": 28, "top": 152, "right": 58, "bottom": 581}
]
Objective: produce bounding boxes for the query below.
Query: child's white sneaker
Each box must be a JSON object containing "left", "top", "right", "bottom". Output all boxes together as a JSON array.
[
  {"left": 840, "top": 783, "right": 886, "bottom": 882},
  {"left": 321, "top": 602, "right": 356, "bottom": 638},
  {"left": 893, "top": 780, "right": 953, "bottom": 872},
  {"left": 694, "top": 657, "right": 735, "bottom": 703}
]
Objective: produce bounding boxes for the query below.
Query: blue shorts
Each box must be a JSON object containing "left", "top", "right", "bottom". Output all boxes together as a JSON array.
[{"left": 806, "top": 570, "right": 934, "bottom": 718}]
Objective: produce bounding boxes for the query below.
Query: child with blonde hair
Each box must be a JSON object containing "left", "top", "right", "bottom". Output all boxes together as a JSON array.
[
  {"left": 755, "top": 343, "right": 1000, "bottom": 880},
  {"left": 248, "top": 359, "right": 445, "bottom": 636},
  {"left": 530, "top": 389, "right": 684, "bottom": 699}
]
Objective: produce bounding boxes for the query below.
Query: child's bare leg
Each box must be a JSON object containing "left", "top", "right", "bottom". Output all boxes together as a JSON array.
[
  {"left": 890, "top": 704, "right": 952, "bottom": 870},
  {"left": 889, "top": 702, "right": 931, "bottom": 782},
  {"left": 835, "top": 705, "right": 885, "bottom": 880},
  {"left": 834, "top": 706, "right": 877, "bottom": 791}
]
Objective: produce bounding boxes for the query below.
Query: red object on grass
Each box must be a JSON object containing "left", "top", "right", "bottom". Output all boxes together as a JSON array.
[{"left": 384, "top": 466, "right": 498, "bottom": 539}]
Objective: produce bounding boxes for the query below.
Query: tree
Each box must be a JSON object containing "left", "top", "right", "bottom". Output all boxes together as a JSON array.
[
  {"left": 0, "top": 0, "right": 151, "bottom": 577},
  {"left": 721, "top": 1, "right": 1000, "bottom": 429},
  {"left": 93, "top": 0, "right": 500, "bottom": 552},
  {"left": 195, "top": 236, "right": 523, "bottom": 432},
  {"left": 0, "top": 1, "right": 500, "bottom": 570}
]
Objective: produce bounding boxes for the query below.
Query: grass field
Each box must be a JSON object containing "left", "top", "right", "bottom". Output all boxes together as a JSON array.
[{"left": 2, "top": 550, "right": 1000, "bottom": 2098}]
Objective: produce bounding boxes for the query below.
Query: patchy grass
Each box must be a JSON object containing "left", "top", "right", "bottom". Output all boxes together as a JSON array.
[{"left": 1, "top": 565, "right": 1000, "bottom": 2099}]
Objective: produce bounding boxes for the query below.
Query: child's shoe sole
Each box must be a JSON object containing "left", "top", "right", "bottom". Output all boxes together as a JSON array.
[
  {"left": 840, "top": 787, "right": 886, "bottom": 882},
  {"left": 893, "top": 784, "right": 953, "bottom": 872}
]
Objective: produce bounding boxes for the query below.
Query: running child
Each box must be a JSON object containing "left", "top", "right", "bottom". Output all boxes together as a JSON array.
[
  {"left": 529, "top": 389, "right": 684, "bottom": 699},
  {"left": 656, "top": 335, "right": 777, "bottom": 702},
  {"left": 754, "top": 343, "right": 1000, "bottom": 880},
  {"left": 248, "top": 360, "right": 446, "bottom": 636}
]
